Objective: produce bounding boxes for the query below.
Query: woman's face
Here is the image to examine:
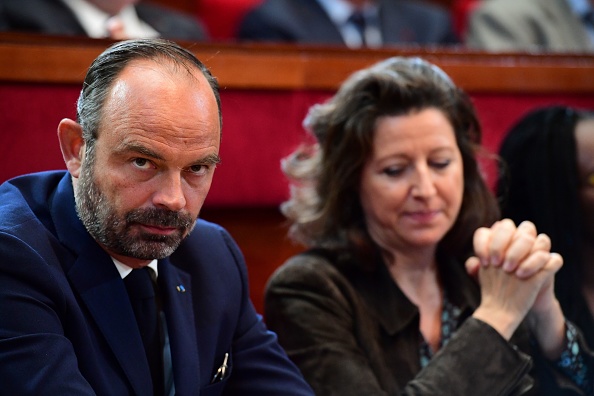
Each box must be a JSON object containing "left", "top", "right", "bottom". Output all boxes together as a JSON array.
[
  {"left": 575, "top": 118, "right": 594, "bottom": 239},
  {"left": 359, "top": 108, "right": 464, "bottom": 254}
]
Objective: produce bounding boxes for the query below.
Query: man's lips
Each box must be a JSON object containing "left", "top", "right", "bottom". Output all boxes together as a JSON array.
[{"left": 137, "top": 223, "right": 180, "bottom": 235}]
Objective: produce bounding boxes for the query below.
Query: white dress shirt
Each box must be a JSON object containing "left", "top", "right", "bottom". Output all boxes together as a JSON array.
[
  {"left": 60, "top": 0, "right": 159, "bottom": 38},
  {"left": 315, "top": 0, "right": 382, "bottom": 48}
]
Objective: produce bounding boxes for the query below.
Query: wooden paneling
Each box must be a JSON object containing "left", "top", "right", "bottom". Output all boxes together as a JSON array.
[{"left": 1, "top": 34, "right": 594, "bottom": 93}]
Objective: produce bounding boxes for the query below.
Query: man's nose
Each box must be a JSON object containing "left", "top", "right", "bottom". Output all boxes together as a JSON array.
[{"left": 152, "top": 172, "right": 186, "bottom": 211}]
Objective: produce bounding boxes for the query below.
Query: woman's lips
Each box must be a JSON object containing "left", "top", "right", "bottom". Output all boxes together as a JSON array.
[{"left": 404, "top": 210, "right": 440, "bottom": 224}]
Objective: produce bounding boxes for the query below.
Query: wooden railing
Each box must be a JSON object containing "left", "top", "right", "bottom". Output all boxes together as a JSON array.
[{"left": 2, "top": 33, "right": 594, "bottom": 92}]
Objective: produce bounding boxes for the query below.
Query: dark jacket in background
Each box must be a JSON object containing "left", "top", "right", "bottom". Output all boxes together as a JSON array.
[{"left": 238, "top": 0, "right": 458, "bottom": 46}]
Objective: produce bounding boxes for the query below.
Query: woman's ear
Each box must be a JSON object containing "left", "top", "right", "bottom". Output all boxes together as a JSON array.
[{"left": 57, "top": 118, "right": 85, "bottom": 179}]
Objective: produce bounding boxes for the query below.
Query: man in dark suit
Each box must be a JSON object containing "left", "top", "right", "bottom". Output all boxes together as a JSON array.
[
  {"left": 237, "top": 0, "right": 458, "bottom": 48},
  {"left": 0, "top": 38, "right": 313, "bottom": 395},
  {"left": 0, "top": 0, "right": 207, "bottom": 41}
]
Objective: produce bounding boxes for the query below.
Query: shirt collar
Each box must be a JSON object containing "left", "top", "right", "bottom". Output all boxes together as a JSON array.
[
  {"left": 566, "top": 0, "right": 594, "bottom": 18},
  {"left": 113, "top": 257, "right": 159, "bottom": 279},
  {"left": 316, "top": 0, "right": 378, "bottom": 25},
  {"left": 60, "top": 0, "right": 159, "bottom": 38}
]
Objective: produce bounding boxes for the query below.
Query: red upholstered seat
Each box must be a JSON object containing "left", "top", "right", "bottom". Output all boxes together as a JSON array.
[
  {"left": 452, "top": 0, "right": 481, "bottom": 40},
  {"left": 197, "top": 0, "right": 263, "bottom": 40}
]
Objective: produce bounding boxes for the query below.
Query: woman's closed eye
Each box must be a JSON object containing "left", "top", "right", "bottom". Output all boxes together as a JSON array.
[
  {"left": 382, "top": 166, "right": 406, "bottom": 177},
  {"left": 430, "top": 159, "right": 451, "bottom": 170}
]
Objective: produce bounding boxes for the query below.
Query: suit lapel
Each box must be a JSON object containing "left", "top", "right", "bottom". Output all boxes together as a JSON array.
[
  {"left": 158, "top": 259, "right": 201, "bottom": 393},
  {"left": 51, "top": 174, "right": 152, "bottom": 396}
]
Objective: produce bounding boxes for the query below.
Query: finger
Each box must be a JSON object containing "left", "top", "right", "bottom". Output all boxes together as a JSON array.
[
  {"left": 543, "top": 252, "right": 563, "bottom": 274},
  {"left": 516, "top": 221, "right": 537, "bottom": 239},
  {"left": 487, "top": 219, "right": 517, "bottom": 266},
  {"left": 473, "top": 227, "right": 492, "bottom": 266},
  {"left": 530, "top": 233, "right": 552, "bottom": 254},
  {"left": 465, "top": 256, "right": 480, "bottom": 278},
  {"left": 501, "top": 226, "right": 537, "bottom": 272},
  {"left": 515, "top": 251, "right": 550, "bottom": 279}
]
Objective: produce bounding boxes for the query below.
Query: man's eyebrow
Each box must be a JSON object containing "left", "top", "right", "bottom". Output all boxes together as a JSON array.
[
  {"left": 115, "top": 142, "right": 221, "bottom": 165},
  {"left": 117, "top": 142, "right": 165, "bottom": 161},
  {"left": 200, "top": 153, "right": 222, "bottom": 166}
]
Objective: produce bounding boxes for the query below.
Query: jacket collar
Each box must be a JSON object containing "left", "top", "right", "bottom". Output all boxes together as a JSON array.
[{"left": 348, "top": 253, "right": 479, "bottom": 336}]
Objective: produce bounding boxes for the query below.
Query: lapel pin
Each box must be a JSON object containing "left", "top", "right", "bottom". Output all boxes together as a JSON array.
[{"left": 176, "top": 284, "right": 186, "bottom": 293}]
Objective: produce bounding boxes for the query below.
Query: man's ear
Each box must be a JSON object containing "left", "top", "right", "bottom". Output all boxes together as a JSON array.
[{"left": 57, "top": 118, "right": 85, "bottom": 179}]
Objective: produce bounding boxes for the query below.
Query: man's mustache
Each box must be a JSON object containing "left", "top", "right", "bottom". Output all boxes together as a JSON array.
[{"left": 125, "top": 208, "right": 194, "bottom": 230}]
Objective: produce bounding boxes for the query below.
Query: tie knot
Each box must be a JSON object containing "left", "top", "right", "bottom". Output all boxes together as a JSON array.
[
  {"left": 349, "top": 11, "right": 366, "bottom": 31},
  {"left": 124, "top": 267, "right": 156, "bottom": 300}
]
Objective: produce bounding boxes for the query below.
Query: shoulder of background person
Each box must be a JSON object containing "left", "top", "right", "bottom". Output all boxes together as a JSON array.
[{"left": 136, "top": 1, "right": 208, "bottom": 41}]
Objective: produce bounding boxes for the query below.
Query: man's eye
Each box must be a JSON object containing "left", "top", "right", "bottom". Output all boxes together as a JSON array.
[
  {"left": 188, "top": 164, "right": 208, "bottom": 176},
  {"left": 132, "top": 158, "right": 151, "bottom": 169}
]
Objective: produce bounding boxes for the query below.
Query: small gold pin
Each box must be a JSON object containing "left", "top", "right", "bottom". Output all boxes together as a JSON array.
[{"left": 176, "top": 284, "right": 186, "bottom": 293}]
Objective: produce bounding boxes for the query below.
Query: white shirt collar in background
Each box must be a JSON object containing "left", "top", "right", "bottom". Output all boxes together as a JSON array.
[
  {"left": 316, "top": 0, "right": 382, "bottom": 48},
  {"left": 61, "top": 0, "right": 159, "bottom": 38}
]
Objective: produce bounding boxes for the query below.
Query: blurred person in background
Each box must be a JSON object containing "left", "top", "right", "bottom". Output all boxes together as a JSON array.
[
  {"left": 238, "top": 0, "right": 458, "bottom": 49},
  {"left": 466, "top": 0, "right": 594, "bottom": 52},
  {"left": 498, "top": 105, "right": 594, "bottom": 349},
  {"left": 0, "top": 0, "right": 207, "bottom": 41}
]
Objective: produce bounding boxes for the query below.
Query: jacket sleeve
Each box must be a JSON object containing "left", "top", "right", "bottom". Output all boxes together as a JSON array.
[
  {"left": 264, "top": 255, "right": 537, "bottom": 396},
  {"left": 0, "top": 231, "right": 96, "bottom": 395}
]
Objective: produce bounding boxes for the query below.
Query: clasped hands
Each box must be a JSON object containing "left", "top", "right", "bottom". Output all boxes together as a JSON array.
[{"left": 468, "top": 219, "right": 566, "bottom": 359}]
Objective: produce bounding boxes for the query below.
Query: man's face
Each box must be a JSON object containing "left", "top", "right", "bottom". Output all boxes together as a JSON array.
[{"left": 74, "top": 59, "right": 221, "bottom": 268}]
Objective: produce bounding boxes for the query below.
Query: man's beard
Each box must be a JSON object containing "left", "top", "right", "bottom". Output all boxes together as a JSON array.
[{"left": 74, "top": 150, "right": 196, "bottom": 260}]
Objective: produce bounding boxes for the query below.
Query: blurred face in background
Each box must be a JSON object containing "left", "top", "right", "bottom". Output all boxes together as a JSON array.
[
  {"left": 359, "top": 108, "right": 464, "bottom": 255},
  {"left": 575, "top": 117, "right": 594, "bottom": 240}
]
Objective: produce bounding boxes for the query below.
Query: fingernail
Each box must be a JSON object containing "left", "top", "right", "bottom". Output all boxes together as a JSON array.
[
  {"left": 502, "top": 260, "right": 514, "bottom": 272},
  {"left": 490, "top": 255, "right": 500, "bottom": 266}
]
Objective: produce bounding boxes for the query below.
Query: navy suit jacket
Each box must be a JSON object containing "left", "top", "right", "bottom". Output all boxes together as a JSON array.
[
  {"left": 0, "top": 171, "right": 313, "bottom": 395},
  {"left": 0, "top": 0, "right": 207, "bottom": 41},
  {"left": 237, "top": 0, "right": 458, "bottom": 46}
]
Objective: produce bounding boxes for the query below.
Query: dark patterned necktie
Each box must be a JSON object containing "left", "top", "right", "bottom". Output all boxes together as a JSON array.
[
  {"left": 349, "top": 11, "right": 367, "bottom": 46},
  {"left": 584, "top": 10, "right": 594, "bottom": 24},
  {"left": 124, "top": 267, "right": 164, "bottom": 396}
]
